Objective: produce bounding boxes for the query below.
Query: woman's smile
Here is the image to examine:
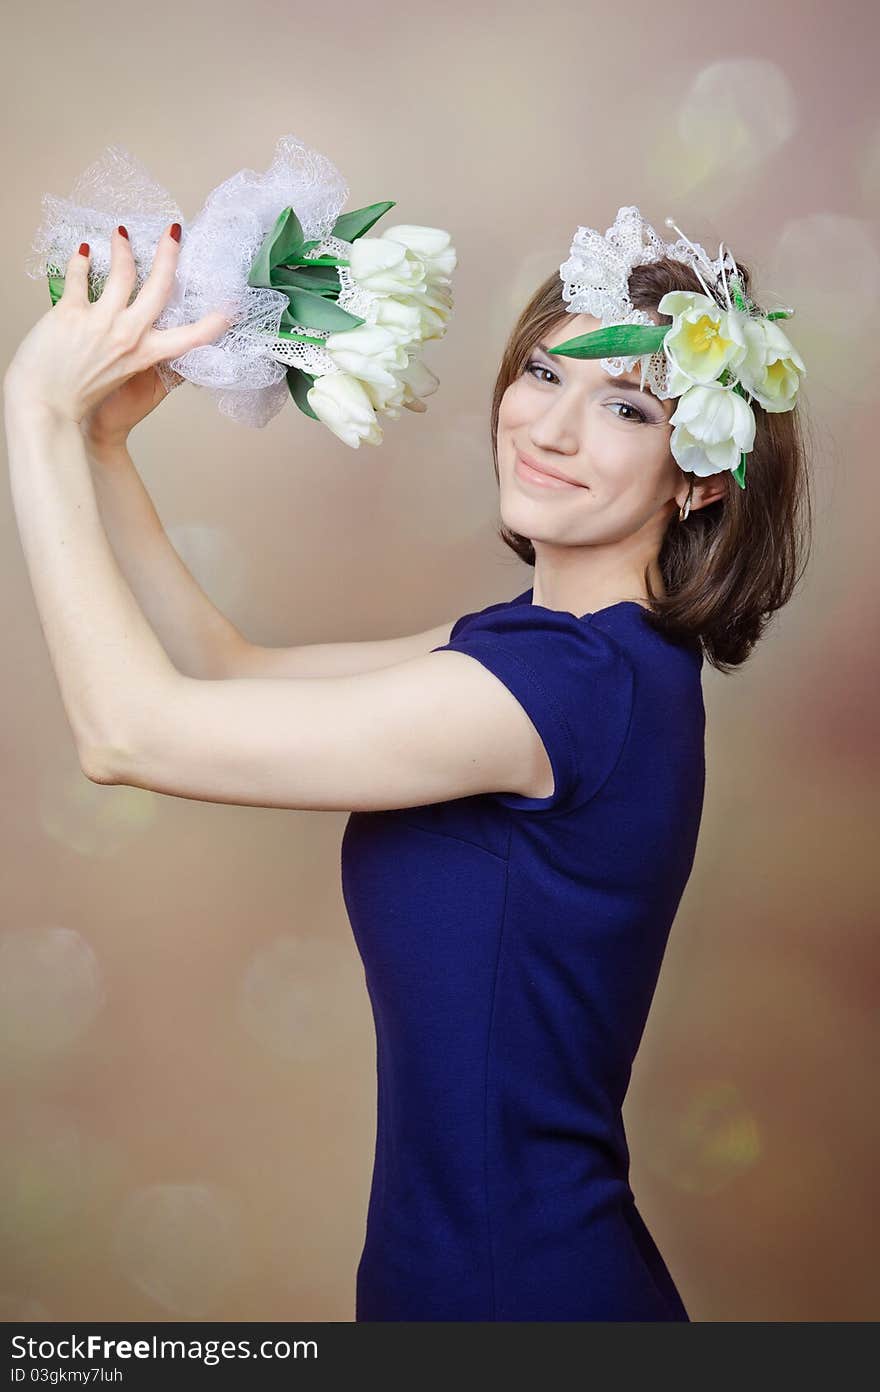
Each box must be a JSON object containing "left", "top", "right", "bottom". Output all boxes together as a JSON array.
[{"left": 514, "top": 453, "right": 586, "bottom": 491}]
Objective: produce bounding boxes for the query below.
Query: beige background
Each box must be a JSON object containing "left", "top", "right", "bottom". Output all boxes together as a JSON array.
[{"left": 2, "top": 0, "right": 878, "bottom": 1322}]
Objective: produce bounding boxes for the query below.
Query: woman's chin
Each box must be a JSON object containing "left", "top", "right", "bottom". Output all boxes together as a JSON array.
[{"left": 500, "top": 497, "right": 558, "bottom": 538}]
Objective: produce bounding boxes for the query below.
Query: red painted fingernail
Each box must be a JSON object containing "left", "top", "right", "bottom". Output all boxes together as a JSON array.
[
  {"left": 78, "top": 242, "right": 89, "bottom": 256},
  {"left": 170, "top": 222, "right": 182, "bottom": 243},
  {"left": 117, "top": 225, "right": 128, "bottom": 240}
]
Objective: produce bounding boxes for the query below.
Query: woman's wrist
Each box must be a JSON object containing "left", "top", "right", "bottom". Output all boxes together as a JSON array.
[
  {"left": 3, "top": 374, "right": 129, "bottom": 457},
  {"left": 81, "top": 428, "right": 131, "bottom": 462},
  {"left": 3, "top": 376, "right": 74, "bottom": 433}
]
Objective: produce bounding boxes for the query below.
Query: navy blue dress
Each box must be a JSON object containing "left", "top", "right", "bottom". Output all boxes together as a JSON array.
[{"left": 341, "top": 586, "right": 705, "bottom": 1321}]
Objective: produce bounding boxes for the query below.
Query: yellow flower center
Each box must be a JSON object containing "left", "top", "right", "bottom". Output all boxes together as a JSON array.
[
  {"left": 679, "top": 313, "right": 734, "bottom": 374},
  {"left": 686, "top": 315, "right": 722, "bottom": 352}
]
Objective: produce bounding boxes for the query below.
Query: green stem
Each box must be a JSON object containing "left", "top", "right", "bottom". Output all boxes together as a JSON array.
[
  {"left": 284, "top": 255, "right": 351, "bottom": 268},
  {"left": 272, "top": 328, "right": 329, "bottom": 346}
]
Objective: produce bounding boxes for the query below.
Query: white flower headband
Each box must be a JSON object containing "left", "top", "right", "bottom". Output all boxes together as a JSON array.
[
  {"left": 554, "top": 206, "right": 805, "bottom": 489},
  {"left": 24, "top": 135, "right": 457, "bottom": 449}
]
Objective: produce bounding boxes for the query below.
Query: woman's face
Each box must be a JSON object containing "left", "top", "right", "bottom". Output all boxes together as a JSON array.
[{"left": 496, "top": 313, "right": 684, "bottom": 550}]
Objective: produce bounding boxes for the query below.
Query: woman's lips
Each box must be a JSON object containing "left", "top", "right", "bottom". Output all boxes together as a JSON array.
[{"left": 514, "top": 454, "right": 584, "bottom": 490}]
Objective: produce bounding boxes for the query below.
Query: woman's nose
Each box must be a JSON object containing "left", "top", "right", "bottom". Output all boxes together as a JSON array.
[{"left": 529, "top": 396, "right": 582, "bottom": 452}]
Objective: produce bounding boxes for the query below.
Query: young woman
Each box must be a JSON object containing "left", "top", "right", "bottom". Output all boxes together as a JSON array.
[{"left": 4, "top": 219, "right": 812, "bottom": 1321}]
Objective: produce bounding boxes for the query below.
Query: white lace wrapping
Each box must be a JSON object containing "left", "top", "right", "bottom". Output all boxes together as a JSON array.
[{"left": 24, "top": 136, "right": 443, "bottom": 430}]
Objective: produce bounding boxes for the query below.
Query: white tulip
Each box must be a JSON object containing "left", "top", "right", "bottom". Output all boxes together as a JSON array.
[
  {"left": 395, "top": 282, "right": 454, "bottom": 343},
  {"left": 669, "top": 382, "right": 756, "bottom": 476},
  {"left": 372, "top": 296, "right": 423, "bottom": 346},
  {"left": 658, "top": 290, "right": 748, "bottom": 388},
  {"left": 380, "top": 225, "right": 457, "bottom": 283},
  {"left": 398, "top": 355, "right": 440, "bottom": 402},
  {"left": 736, "top": 317, "right": 805, "bottom": 412},
  {"left": 347, "top": 237, "right": 427, "bottom": 296},
  {"left": 362, "top": 373, "right": 407, "bottom": 415},
  {"left": 306, "top": 371, "right": 383, "bottom": 448},
  {"left": 323, "top": 323, "right": 408, "bottom": 389}
]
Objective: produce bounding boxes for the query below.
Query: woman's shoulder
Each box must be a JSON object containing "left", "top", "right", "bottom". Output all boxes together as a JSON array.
[
  {"left": 588, "top": 600, "right": 704, "bottom": 670},
  {"left": 452, "top": 587, "right": 702, "bottom": 673},
  {"left": 446, "top": 588, "right": 637, "bottom": 676}
]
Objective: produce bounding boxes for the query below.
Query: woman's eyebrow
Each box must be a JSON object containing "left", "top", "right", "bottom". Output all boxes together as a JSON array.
[
  {"left": 601, "top": 377, "right": 655, "bottom": 397},
  {"left": 536, "top": 342, "right": 654, "bottom": 399}
]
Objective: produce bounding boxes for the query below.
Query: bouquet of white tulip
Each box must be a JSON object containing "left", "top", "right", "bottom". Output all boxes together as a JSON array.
[{"left": 25, "top": 135, "right": 457, "bottom": 449}]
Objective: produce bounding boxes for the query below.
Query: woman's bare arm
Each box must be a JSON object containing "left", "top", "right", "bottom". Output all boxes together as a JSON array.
[
  {"left": 5, "top": 398, "right": 183, "bottom": 759},
  {"left": 6, "top": 395, "right": 546, "bottom": 810},
  {"left": 87, "top": 438, "right": 455, "bottom": 681},
  {"left": 86, "top": 437, "right": 249, "bottom": 680},
  {"left": 98, "top": 650, "right": 555, "bottom": 811},
  {"left": 228, "top": 619, "right": 456, "bottom": 679}
]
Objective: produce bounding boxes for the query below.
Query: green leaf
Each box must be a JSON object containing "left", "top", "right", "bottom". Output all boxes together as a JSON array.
[
  {"left": 730, "top": 383, "right": 751, "bottom": 484},
  {"left": 729, "top": 277, "right": 748, "bottom": 313},
  {"left": 547, "top": 324, "right": 668, "bottom": 359},
  {"left": 248, "top": 206, "right": 306, "bottom": 289},
  {"left": 287, "top": 366, "right": 320, "bottom": 420},
  {"left": 273, "top": 265, "right": 340, "bottom": 296},
  {"left": 272, "top": 206, "right": 308, "bottom": 268},
  {"left": 278, "top": 286, "right": 365, "bottom": 332},
  {"left": 47, "top": 271, "right": 105, "bottom": 306},
  {"left": 732, "top": 452, "right": 747, "bottom": 489},
  {"left": 331, "top": 201, "right": 396, "bottom": 242}
]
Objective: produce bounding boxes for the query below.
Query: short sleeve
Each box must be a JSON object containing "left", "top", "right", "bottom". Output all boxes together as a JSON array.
[
  {"left": 447, "top": 595, "right": 513, "bottom": 642},
  {"left": 430, "top": 601, "right": 635, "bottom": 815}
]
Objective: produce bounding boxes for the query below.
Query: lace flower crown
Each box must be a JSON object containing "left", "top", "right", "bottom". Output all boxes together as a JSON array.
[
  {"left": 554, "top": 206, "right": 805, "bottom": 489},
  {"left": 24, "top": 135, "right": 457, "bottom": 449}
]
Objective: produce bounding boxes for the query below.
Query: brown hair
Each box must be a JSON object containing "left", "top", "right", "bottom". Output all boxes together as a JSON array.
[{"left": 490, "top": 255, "right": 815, "bottom": 672}]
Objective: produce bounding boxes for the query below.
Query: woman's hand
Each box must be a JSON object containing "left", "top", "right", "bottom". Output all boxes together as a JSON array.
[
  {"left": 80, "top": 363, "right": 184, "bottom": 451},
  {"left": 4, "top": 223, "right": 232, "bottom": 427}
]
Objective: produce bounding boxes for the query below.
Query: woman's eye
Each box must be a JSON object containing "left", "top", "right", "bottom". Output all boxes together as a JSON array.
[
  {"left": 607, "top": 401, "right": 647, "bottom": 424},
  {"left": 525, "top": 360, "right": 557, "bottom": 384}
]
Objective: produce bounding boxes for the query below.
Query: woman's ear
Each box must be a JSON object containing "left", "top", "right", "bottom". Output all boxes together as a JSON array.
[{"left": 689, "top": 475, "right": 728, "bottom": 512}]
